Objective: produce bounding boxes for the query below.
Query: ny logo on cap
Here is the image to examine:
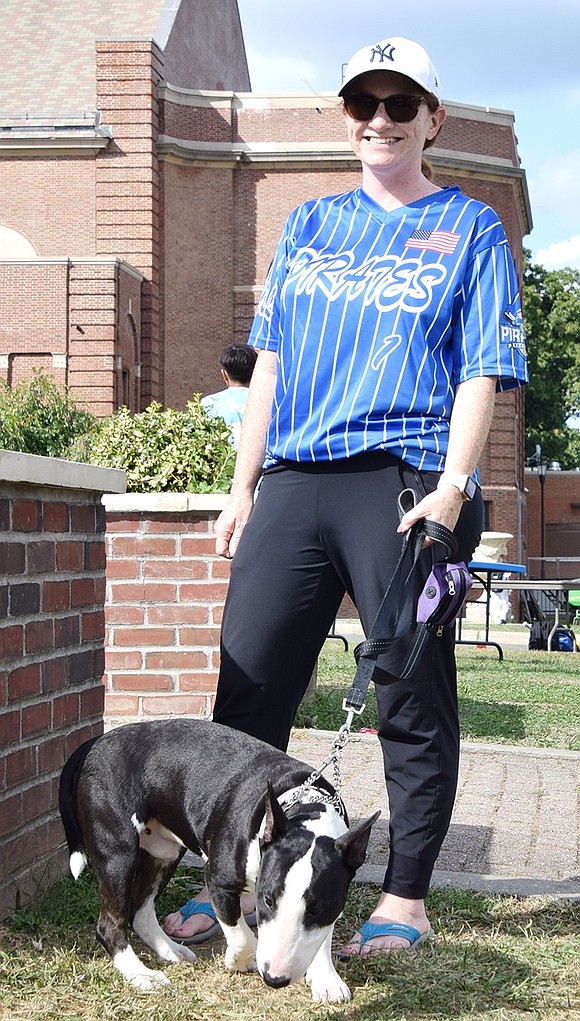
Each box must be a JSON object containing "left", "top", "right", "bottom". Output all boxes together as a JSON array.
[{"left": 370, "top": 42, "right": 396, "bottom": 63}]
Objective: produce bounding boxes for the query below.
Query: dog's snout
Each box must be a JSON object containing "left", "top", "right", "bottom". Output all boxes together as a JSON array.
[{"left": 262, "top": 968, "right": 291, "bottom": 989}]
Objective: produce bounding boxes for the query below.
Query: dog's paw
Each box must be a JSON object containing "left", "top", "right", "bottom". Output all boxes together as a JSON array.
[
  {"left": 224, "top": 947, "right": 257, "bottom": 973},
  {"left": 222, "top": 927, "right": 258, "bottom": 973},
  {"left": 128, "top": 968, "right": 171, "bottom": 992},
  {"left": 306, "top": 972, "right": 351, "bottom": 1003},
  {"left": 165, "top": 943, "right": 197, "bottom": 964}
]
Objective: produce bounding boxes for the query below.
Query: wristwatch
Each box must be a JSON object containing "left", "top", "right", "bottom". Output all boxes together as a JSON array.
[{"left": 437, "top": 472, "right": 478, "bottom": 501}]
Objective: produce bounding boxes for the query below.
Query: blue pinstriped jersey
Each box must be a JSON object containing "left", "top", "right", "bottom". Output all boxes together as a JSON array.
[{"left": 248, "top": 185, "right": 528, "bottom": 471}]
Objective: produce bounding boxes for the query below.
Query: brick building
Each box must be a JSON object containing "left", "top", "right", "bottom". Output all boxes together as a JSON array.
[
  {"left": 525, "top": 469, "right": 580, "bottom": 575},
  {"left": 0, "top": 0, "right": 532, "bottom": 557}
]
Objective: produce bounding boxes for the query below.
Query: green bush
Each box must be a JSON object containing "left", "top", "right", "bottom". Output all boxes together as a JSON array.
[
  {"left": 0, "top": 372, "right": 95, "bottom": 457},
  {"left": 70, "top": 400, "right": 236, "bottom": 494},
  {"left": 0, "top": 373, "right": 237, "bottom": 494}
]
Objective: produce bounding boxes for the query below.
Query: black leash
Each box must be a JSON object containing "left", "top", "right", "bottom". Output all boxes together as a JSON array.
[
  {"left": 342, "top": 491, "right": 459, "bottom": 722},
  {"left": 311, "top": 482, "right": 472, "bottom": 785}
]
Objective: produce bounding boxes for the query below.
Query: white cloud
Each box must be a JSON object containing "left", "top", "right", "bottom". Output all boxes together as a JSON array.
[{"left": 535, "top": 235, "right": 580, "bottom": 271}]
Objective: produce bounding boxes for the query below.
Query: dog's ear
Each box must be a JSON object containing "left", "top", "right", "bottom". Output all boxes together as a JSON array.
[
  {"left": 335, "top": 810, "right": 380, "bottom": 870},
  {"left": 262, "top": 781, "right": 289, "bottom": 845}
]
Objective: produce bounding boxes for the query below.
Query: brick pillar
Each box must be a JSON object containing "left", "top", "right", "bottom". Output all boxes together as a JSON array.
[
  {"left": 102, "top": 493, "right": 229, "bottom": 725},
  {"left": 67, "top": 261, "right": 117, "bottom": 416},
  {"left": 0, "top": 451, "right": 125, "bottom": 919},
  {"left": 95, "top": 39, "right": 164, "bottom": 407}
]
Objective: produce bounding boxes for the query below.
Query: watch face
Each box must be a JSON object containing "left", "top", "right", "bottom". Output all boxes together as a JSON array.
[{"left": 465, "top": 477, "right": 477, "bottom": 500}]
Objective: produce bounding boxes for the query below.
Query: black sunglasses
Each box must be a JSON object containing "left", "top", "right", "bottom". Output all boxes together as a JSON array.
[{"left": 343, "top": 92, "right": 428, "bottom": 123}]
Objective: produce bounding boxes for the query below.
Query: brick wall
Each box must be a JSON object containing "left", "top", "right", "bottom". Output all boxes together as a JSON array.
[
  {"left": 67, "top": 260, "right": 144, "bottom": 416},
  {"left": 0, "top": 262, "right": 69, "bottom": 387},
  {"left": 525, "top": 470, "right": 580, "bottom": 570},
  {"left": 0, "top": 450, "right": 125, "bottom": 920},
  {"left": 440, "top": 113, "right": 518, "bottom": 163},
  {"left": 116, "top": 266, "right": 143, "bottom": 412},
  {"left": 0, "top": 156, "right": 96, "bottom": 257},
  {"left": 0, "top": 258, "right": 144, "bottom": 417},
  {"left": 163, "top": 163, "right": 236, "bottom": 404},
  {"left": 476, "top": 389, "right": 526, "bottom": 565},
  {"left": 66, "top": 261, "right": 117, "bottom": 415},
  {"left": 102, "top": 493, "right": 229, "bottom": 725}
]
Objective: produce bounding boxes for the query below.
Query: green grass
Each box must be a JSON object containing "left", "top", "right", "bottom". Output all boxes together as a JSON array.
[
  {"left": 295, "top": 642, "right": 580, "bottom": 750},
  {"left": 2, "top": 868, "right": 579, "bottom": 1021}
]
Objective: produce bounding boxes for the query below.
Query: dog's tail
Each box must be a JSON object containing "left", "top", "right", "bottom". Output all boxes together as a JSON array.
[{"left": 59, "top": 737, "right": 99, "bottom": 879}]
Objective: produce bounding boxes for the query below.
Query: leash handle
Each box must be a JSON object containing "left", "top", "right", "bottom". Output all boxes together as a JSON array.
[
  {"left": 343, "top": 517, "right": 458, "bottom": 715},
  {"left": 422, "top": 518, "right": 458, "bottom": 559}
]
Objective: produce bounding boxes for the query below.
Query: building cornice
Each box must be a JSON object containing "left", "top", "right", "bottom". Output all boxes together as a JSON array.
[
  {"left": 0, "top": 256, "right": 144, "bottom": 282},
  {"left": 158, "top": 136, "right": 518, "bottom": 170},
  {"left": 160, "top": 86, "right": 518, "bottom": 128},
  {"left": 0, "top": 121, "right": 112, "bottom": 156},
  {"left": 158, "top": 135, "right": 362, "bottom": 166},
  {"left": 157, "top": 135, "right": 532, "bottom": 236}
]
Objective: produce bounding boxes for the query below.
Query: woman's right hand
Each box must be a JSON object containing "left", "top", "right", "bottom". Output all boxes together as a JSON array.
[
  {"left": 214, "top": 349, "right": 278, "bottom": 558},
  {"left": 214, "top": 492, "right": 255, "bottom": 558}
]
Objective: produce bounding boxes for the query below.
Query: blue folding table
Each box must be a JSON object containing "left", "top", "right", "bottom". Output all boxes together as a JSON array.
[{"left": 456, "top": 560, "right": 526, "bottom": 660}]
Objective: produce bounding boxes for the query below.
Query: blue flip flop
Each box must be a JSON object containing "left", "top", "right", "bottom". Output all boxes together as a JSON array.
[
  {"left": 173, "top": 900, "right": 221, "bottom": 944},
  {"left": 337, "top": 921, "right": 434, "bottom": 959},
  {"left": 171, "top": 899, "right": 258, "bottom": 945}
]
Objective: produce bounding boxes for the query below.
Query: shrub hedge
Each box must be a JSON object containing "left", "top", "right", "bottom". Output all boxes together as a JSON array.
[
  {"left": 0, "top": 375, "right": 237, "bottom": 494},
  {"left": 67, "top": 399, "right": 236, "bottom": 493},
  {"left": 0, "top": 372, "right": 95, "bottom": 458}
]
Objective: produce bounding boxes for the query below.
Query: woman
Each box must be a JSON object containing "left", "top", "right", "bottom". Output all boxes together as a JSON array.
[{"left": 165, "top": 35, "right": 528, "bottom": 955}]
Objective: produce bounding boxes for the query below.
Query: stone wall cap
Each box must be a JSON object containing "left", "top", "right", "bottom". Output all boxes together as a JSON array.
[
  {"left": 102, "top": 492, "right": 229, "bottom": 513},
  {"left": 0, "top": 449, "right": 126, "bottom": 494}
]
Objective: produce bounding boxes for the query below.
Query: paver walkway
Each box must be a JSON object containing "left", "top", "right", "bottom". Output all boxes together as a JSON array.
[{"left": 288, "top": 729, "right": 580, "bottom": 899}]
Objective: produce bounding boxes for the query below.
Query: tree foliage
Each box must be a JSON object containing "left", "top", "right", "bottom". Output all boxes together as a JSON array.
[
  {"left": 522, "top": 250, "right": 580, "bottom": 468},
  {"left": 0, "top": 371, "right": 95, "bottom": 458},
  {"left": 69, "top": 400, "right": 236, "bottom": 493}
]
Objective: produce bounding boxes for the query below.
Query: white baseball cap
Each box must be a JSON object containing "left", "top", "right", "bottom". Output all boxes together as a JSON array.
[{"left": 339, "top": 37, "right": 441, "bottom": 102}]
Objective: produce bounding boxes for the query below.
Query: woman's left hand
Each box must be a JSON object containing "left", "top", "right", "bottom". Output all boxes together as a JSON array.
[{"left": 397, "top": 485, "right": 465, "bottom": 538}]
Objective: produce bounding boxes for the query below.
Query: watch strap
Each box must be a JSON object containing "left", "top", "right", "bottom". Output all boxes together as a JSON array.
[{"left": 437, "top": 471, "right": 477, "bottom": 500}]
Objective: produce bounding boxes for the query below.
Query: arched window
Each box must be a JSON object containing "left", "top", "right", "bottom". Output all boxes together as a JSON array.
[{"left": 0, "top": 227, "right": 37, "bottom": 257}]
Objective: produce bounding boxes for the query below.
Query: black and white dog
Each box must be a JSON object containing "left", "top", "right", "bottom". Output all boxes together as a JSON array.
[{"left": 59, "top": 718, "right": 379, "bottom": 1002}]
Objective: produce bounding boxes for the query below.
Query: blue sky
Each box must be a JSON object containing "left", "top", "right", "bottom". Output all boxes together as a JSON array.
[{"left": 237, "top": 0, "right": 580, "bottom": 271}]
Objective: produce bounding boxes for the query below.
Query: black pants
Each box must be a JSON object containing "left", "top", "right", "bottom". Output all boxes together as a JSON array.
[{"left": 213, "top": 452, "right": 483, "bottom": 898}]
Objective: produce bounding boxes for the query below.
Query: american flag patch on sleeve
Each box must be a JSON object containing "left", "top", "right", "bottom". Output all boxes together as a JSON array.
[{"left": 405, "top": 229, "right": 460, "bottom": 254}]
